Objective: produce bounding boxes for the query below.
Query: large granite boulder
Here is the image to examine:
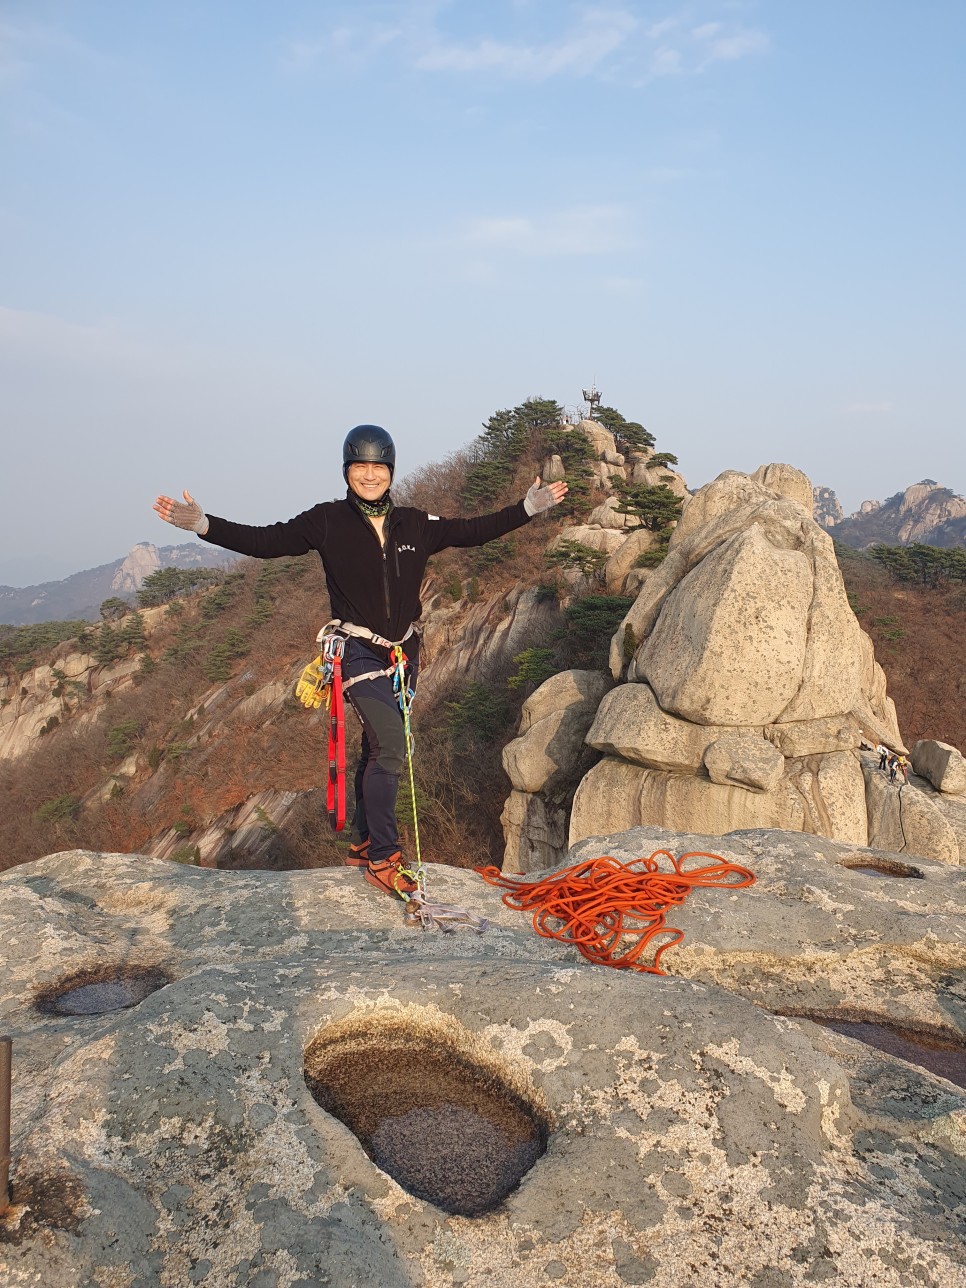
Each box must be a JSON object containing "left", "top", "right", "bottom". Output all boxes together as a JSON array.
[
  {"left": 0, "top": 845, "right": 963, "bottom": 1286},
  {"left": 912, "top": 740, "right": 966, "bottom": 795},
  {"left": 550, "top": 466, "right": 914, "bottom": 855},
  {"left": 574, "top": 417, "right": 617, "bottom": 459},
  {"left": 704, "top": 733, "right": 785, "bottom": 792},
  {"left": 750, "top": 462, "right": 814, "bottom": 514},
  {"left": 502, "top": 671, "right": 609, "bottom": 797},
  {"left": 638, "top": 523, "right": 814, "bottom": 725},
  {"left": 570, "top": 756, "right": 807, "bottom": 841},
  {"left": 587, "top": 496, "right": 634, "bottom": 530},
  {"left": 603, "top": 527, "right": 660, "bottom": 594},
  {"left": 501, "top": 670, "right": 610, "bottom": 873},
  {"left": 547, "top": 525, "right": 627, "bottom": 557},
  {"left": 587, "top": 682, "right": 762, "bottom": 774}
]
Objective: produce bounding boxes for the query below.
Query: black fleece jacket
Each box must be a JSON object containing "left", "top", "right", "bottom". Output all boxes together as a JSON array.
[{"left": 201, "top": 492, "right": 532, "bottom": 642}]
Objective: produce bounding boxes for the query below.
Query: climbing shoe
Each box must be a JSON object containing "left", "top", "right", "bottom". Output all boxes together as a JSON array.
[
  {"left": 346, "top": 840, "right": 369, "bottom": 868},
  {"left": 364, "top": 852, "right": 419, "bottom": 900}
]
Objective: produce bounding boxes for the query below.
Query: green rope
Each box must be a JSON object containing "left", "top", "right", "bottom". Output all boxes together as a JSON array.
[{"left": 392, "top": 647, "right": 425, "bottom": 902}]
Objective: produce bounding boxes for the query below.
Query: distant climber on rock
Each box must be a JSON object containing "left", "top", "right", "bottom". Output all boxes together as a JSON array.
[
  {"left": 153, "top": 424, "right": 567, "bottom": 900},
  {"left": 877, "top": 744, "right": 889, "bottom": 772}
]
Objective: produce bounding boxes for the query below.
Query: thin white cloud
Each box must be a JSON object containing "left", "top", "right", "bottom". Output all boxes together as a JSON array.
[
  {"left": 463, "top": 204, "right": 633, "bottom": 256},
  {"left": 416, "top": 8, "right": 637, "bottom": 81},
  {"left": 699, "top": 29, "right": 770, "bottom": 64},
  {"left": 649, "top": 45, "right": 683, "bottom": 76},
  {"left": 280, "top": 19, "right": 403, "bottom": 72},
  {"left": 284, "top": 2, "right": 770, "bottom": 84}
]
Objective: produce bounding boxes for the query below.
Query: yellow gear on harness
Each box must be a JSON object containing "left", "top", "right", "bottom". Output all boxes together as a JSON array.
[{"left": 295, "top": 656, "right": 331, "bottom": 710}]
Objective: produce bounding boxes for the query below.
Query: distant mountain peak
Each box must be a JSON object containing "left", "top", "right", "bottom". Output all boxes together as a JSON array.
[
  {"left": 0, "top": 543, "right": 241, "bottom": 626},
  {"left": 813, "top": 480, "right": 966, "bottom": 549}
]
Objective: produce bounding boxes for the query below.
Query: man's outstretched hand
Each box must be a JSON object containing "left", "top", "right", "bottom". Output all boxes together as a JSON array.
[
  {"left": 153, "top": 490, "right": 209, "bottom": 535},
  {"left": 524, "top": 476, "right": 569, "bottom": 517}
]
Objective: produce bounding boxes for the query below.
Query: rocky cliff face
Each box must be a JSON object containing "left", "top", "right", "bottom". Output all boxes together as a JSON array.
[
  {"left": 814, "top": 480, "right": 966, "bottom": 548},
  {"left": 1, "top": 840, "right": 963, "bottom": 1285},
  {"left": 504, "top": 464, "right": 966, "bottom": 871},
  {"left": 812, "top": 485, "right": 843, "bottom": 528}
]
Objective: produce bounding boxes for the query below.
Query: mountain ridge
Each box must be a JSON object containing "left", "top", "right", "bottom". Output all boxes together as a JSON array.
[
  {"left": 814, "top": 478, "right": 966, "bottom": 548},
  {"left": 0, "top": 540, "right": 241, "bottom": 625}
]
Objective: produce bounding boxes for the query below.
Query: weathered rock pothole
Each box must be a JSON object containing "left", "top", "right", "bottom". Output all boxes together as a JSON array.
[
  {"left": 783, "top": 1011, "right": 966, "bottom": 1089},
  {"left": 304, "top": 1007, "right": 551, "bottom": 1216},
  {"left": 840, "top": 859, "right": 923, "bottom": 879},
  {"left": 35, "top": 965, "right": 171, "bottom": 1016}
]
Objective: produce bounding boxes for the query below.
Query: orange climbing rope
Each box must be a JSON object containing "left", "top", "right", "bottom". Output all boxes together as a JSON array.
[{"left": 477, "top": 850, "right": 756, "bottom": 974}]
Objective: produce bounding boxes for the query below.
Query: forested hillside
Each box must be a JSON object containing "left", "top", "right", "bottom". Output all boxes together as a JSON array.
[
  {"left": 2, "top": 399, "right": 963, "bottom": 879},
  {"left": 0, "top": 398, "right": 659, "bottom": 874}
]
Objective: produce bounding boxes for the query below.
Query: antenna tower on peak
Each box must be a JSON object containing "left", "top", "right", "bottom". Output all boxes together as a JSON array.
[{"left": 582, "top": 382, "right": 602, "bottom": 420}]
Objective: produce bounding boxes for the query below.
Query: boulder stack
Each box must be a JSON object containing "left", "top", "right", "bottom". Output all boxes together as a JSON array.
[{"left": 504, "top": 464, "right": 965, "bottom": 868}]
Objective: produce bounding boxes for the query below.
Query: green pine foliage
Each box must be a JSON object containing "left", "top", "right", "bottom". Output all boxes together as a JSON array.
[
  {"left": 613, "top": 482, "right": 683, "bottom": 532},
  {"left": 545, "top": 539, "right": 607, "bottom": 577},
  {"left": 867, "top": 543, "right": 966, "bottom": 587},
  {"left": 100, "top": 597, "right": 132, "bottom": 621},
  {"left": 137, "top": 566, "right": 224, "bottom": 608},
  {"left": 0, "top": 621, "right": 90, "bottom": 672},
  {"left": 563, "top": 595, "right": 634, "bottom": 668},
  {"left": 461, "top": 397, "right": 566, "bottom": 510},
  {"left": 445, "top": 682, "right": 511, "bottom": 743},
  {"left": 35, "top": 793, "right": 80, "bottom": 823},
  {"left": 593, "top": 406, "right": 655, "bottom": 454},
  {"left": 507, "top": 647, "right": 558, "bottom": 692}
]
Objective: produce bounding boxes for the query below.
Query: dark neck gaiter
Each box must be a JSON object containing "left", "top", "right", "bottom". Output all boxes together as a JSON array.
[{"left": 352, "top": 492, "right": 392, "bottom": 518}]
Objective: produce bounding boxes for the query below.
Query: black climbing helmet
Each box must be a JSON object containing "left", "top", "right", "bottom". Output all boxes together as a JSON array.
[{"left": 342, "top": 424, "right": 395, "bottom": 482}]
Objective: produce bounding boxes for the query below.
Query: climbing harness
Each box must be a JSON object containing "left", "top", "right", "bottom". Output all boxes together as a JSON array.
[
  {"left": 295, "top": 620, "right": 487, "bottom": 932},
  {"left": 478, "top": 850, "right": 756, "bottom": 974}
]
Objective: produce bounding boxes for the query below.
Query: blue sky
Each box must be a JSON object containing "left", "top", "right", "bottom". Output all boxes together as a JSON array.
[{"left": 2, "top": 1, "right": 964, "bottom": 584}]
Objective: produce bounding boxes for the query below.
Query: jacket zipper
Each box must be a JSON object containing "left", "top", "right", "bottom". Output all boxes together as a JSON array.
[{"left": 353, "top": 501, "right": 394, "bottom": 631}]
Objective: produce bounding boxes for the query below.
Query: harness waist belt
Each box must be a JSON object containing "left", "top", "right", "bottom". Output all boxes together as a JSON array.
[{"left": 317, "top": 619, "right": 416, "bottom": 651}]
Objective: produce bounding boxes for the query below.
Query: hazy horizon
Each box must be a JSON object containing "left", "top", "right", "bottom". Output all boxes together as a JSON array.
[{"left": 3, "top": 1, "right": 964, "bottom": 584}]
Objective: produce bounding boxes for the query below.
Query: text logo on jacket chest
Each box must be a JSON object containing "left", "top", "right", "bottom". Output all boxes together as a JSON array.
[{"left": 396, "top": 543, "right": 416, "bottom": 554}]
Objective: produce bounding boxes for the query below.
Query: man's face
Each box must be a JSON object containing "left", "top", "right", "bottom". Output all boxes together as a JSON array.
[{"left": 347, "top": 461, "right": 391, "bottom": 502}]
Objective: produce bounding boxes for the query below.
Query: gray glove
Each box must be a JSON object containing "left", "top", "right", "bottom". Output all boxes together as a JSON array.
[
  {"left": 524, "top": 478, "right": 562, "bottom": 517},
  {"left": 153, "top": 490, "right": 209, "bottom": 535}
]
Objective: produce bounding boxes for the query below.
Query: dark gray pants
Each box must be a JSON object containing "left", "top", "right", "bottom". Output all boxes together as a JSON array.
[{"left": 344, "top": 637, "right": 419, "bottom": 865}]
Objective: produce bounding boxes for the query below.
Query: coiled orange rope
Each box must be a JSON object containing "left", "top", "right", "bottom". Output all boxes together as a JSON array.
[{"left": 478, "top": 850, "right": 756, "bottom": 974}]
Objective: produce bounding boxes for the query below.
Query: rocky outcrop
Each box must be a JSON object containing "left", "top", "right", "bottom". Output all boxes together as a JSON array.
[
  {"left": 1, "top": 843, "right": 963, "bottom": 1286},
  {"left": 825, "top": 480, "right": 966, "bottom": 550},
  {"left": 704, "top": 732, "right": 785, "bottom": 791},
  {"left": 110, "top": 542, "right": 162, "bottom": 593},
  {"left": 505, "top": 464, "right": 964, "bottom": 862},
  {"left": 603, "top": 528, "right": 659, "bottom": 594},
  {"left": 813, "top": 485, "right": 844, "bottom": 529},
  {"left": 418, "top": 584, "right": 564, "bottom": 699},
  {"left": 912, "top": 739, "right": 966, "bottom": 795},
  {"left": 501, "top": 670, "right": 609, "bottom": 872},
  {"left": 863, "top": 755, "right": 961, "bottom": 864},
  {"left": 147, "top": 786, "right": 303, "bottom": 868}
]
